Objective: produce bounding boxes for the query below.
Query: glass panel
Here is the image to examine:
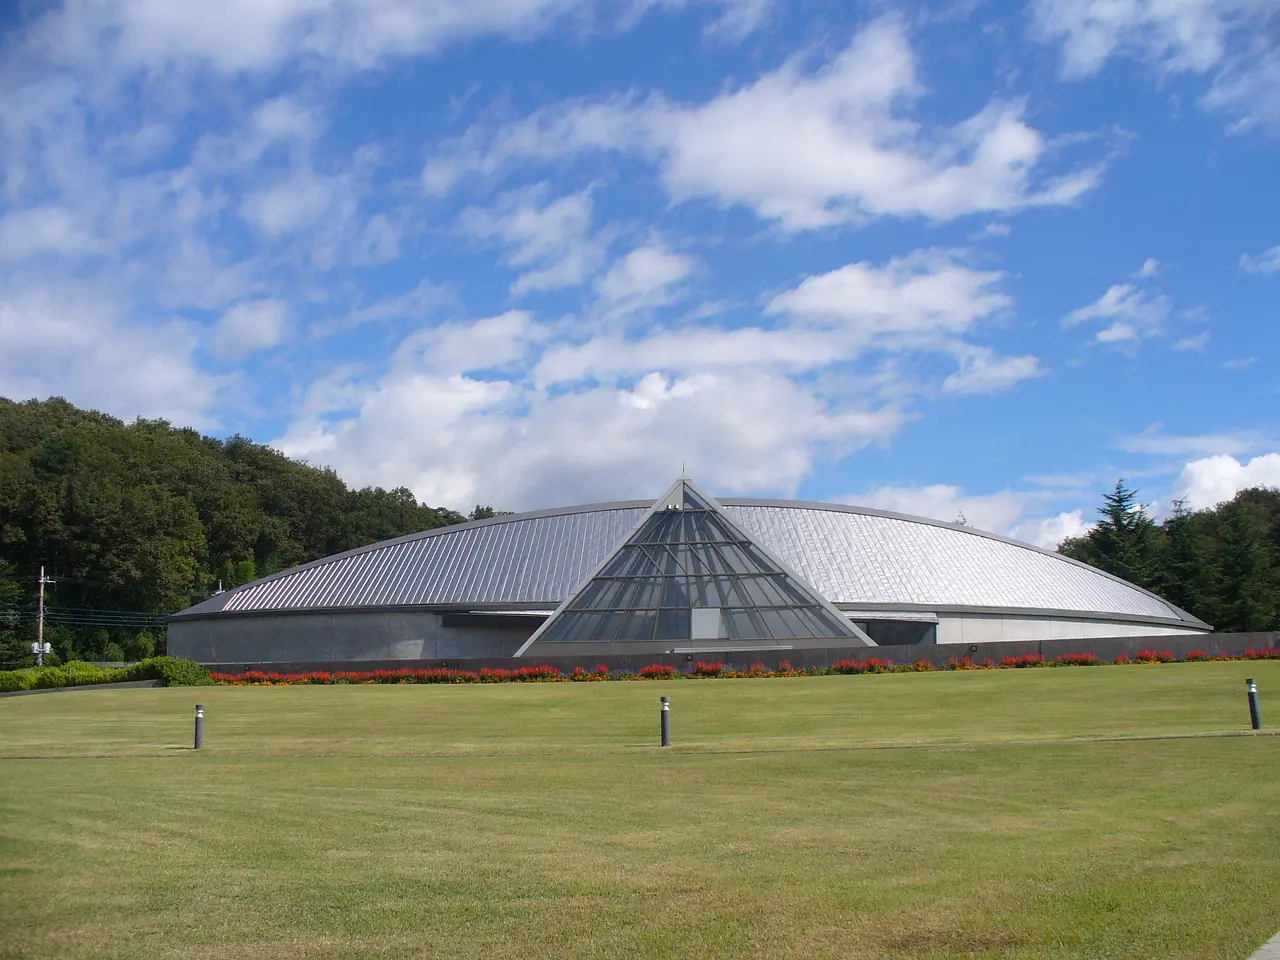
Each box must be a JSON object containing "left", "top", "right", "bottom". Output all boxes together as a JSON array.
[
  {"left": 614, "top": 610, "right": 659, "bottom": 642},
  {"left": 660, "top": 577, "right": 689, "bottom": 608},
  {"left": 655, "top": 607, "right": 690, "bottom": 640},
  {"left": 633, "top": 514, "right": 673, "bottom": 544},
  {"left": 681, "top": 485, "right": 713, "bottom": 510},
  {"left": 599, "top": 547, "right": 660, "bottom": 578},
  {"left": 695, "top": 511, "right": 741, "bottom": 543}
]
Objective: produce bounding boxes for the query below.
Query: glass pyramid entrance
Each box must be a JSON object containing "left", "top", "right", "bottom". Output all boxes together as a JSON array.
[{"left": 515, "top": 478, "right": 873, "bottom": 655}]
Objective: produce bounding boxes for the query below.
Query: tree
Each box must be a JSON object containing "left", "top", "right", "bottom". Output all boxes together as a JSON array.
[
  {"left": 1215, "top": 499, "right": 1277, "bottom": 632},
  {"left": 1154, "top": 499, "right": 1210, "bottom": 616},
  {"left": 1059, "top": 479, "right": 1163, "bottom": 591}
]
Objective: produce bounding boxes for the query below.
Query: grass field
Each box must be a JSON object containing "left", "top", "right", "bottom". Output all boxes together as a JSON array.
[{"left": 1, "top": 662, "right": 1278, "bottom": 959}]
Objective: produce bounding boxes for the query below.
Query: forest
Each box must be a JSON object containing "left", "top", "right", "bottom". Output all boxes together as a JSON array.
[
  {"left": 1, "top": 397, "right": 1276, "bottom": 665},
  {"left": 0, "top": 398, "right": 477, "bottom": 664}
]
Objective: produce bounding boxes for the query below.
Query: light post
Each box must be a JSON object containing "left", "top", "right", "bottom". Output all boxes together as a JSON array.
[{"left": 30, "top": 641, "right": 51, "bottom": 667}]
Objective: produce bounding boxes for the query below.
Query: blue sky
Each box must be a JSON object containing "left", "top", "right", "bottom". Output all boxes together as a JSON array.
[{"left": 1, "top": 0, "right": 1277, "bottom": 546}]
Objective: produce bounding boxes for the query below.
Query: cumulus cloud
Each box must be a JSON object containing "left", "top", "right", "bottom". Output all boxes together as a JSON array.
[
  {"left": 1173, "top": 452, "right": 1280, "bottom": 509},
  {"left": 425, "top": 19, "right": 1104, "bottom": 230},
  {"left": 272, "top": 244, "right": 1043, "bottom": 509},
  {"left": 277, "top": 359, "right": 905, "bottom": 510}
]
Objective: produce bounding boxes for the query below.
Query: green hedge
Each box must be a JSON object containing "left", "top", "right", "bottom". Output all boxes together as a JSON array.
[{"left": 0, "top": 656, "right": 212, "bottom": 693}]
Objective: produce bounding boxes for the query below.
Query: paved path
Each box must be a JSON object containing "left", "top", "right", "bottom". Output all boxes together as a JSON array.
[{"left": 1250, "top": 931, "right": 1280, "bottom": 959}]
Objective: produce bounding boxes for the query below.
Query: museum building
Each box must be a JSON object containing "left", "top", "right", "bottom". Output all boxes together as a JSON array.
[{"left": 169, "top": 477, "right": 1210, "bottom": 664}]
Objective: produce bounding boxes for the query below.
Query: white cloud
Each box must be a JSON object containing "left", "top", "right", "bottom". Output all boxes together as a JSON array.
[
  {"left": 971, "top": 221, "right": 1012, "bottom": 240},
  {"left": 1134, "top": 257, "right": 1161, "bottom": 278},
  {"left": 766, "top": 249, "right": 1010, "bottom": 342},
  {"left": 0, "top": 274, "right": 224, "bottom": 427},
  {"left": 212, "top": 299, "right": 290, "bottom": 360},
  {"left": 1063, "top": 277, "right": 1170, "bottom": 344},
  {"left": 1009, "top": 510, "right": 1091, "bottom": 550},
  {"left": 0, "top": 206, "right": 99, "bottom": 261},
  {"left": 27, "top": 0, "right": 767, "bottom": 78},
  {"left": 278, "top": 358, "right": 905, "bottom": 510},
  {"left": 1173, "top": 452, "right": 1280, "bottom": 509},
  {"left": 843, "top": 481, "right": 1087, "bottom": 548},
  {"left": 594, "top": 241, "right": 694, "bottom": 313},
  {"left": 271, "top": 252, "right": 1049, "bottom": 509},
  {"left": 426, "top": 19, "right": 1104, "bottom": 230},
  {"left": 461, "top": 186, "right": 607, "bottom": 295},
  {"left": 1031, "top": 0, "right": 1280, "bottom": 129},
  {"left": 1222, "top": 356, "right": 1257, "bottom": 369},
  {"left": 1115, "top": 425, "right": 1265, "bottom": 457},
  {"left": 1174, "top": 331, "right": 1210, "bottom": 351},
  {"left": 941, "top": 347, "right": 1045, "bottom": 395},
  {"left": 1240, "top": 244, "right": 1280, "bottom": 273},
  {"left": 241, "top": 169, "right": 347, "bottom": 236}
]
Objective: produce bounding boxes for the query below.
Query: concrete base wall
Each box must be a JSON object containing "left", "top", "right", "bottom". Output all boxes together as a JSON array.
[
  {"left": 935, "top": 614, "right": 1207, "bottom": 645},
  {"left": 197, "top": 631, "right": 1277, "bottom": 676},
  {"left": 168, "top": 611, "right": 530, "bottom": 663},
  {"left": 171, "top": 608, "right": 1214, "bottom": 665}
]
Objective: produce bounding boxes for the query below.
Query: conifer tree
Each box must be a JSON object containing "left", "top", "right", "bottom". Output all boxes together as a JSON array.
[{"left": 1084, "top": 479, "right": 1163, "bottom": 590}]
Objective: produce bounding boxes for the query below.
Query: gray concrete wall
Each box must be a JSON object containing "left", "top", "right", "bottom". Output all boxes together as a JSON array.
[
  {"left": 935, "top": 614, "right": 1207, "bottom": 644},
  {"left": 168, "top": 611, "right": 529, "bottom": 664},
  {"left": 196, "top": 631, "right": 1277, "bottom": 675}
]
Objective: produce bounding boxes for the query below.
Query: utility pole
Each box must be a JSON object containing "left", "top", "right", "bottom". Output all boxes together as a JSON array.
[{"left": 34, "top": 566, "right": 54, "bottom": 666}]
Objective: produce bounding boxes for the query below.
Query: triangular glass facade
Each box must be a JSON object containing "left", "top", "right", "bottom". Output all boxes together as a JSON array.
[{"left": 518, "top": 479, "right": 868, "bottom": 651}]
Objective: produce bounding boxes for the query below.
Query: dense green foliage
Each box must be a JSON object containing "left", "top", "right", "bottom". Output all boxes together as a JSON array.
[
  {"left": 0, "top": 398, "right": 468, "bottom": 664},
  {"left": 1059, "top": 480, "right": 1280, "bottom": 631},
  {"left": 0, "top": 656, "right": 212, "bottom": 693}
]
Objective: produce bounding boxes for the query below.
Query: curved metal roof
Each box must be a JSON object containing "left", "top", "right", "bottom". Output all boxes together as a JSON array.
[{"left": 175, "top": 497, "right": 1203, "bottom": 626}]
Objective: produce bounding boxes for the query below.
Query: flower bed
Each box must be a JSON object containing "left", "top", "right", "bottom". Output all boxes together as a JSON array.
[{"left": 207, "top": 647, "right": 1280, "bottom": 686}]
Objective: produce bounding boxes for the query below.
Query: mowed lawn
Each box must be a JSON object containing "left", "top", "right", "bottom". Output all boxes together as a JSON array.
[{"left": 1, "top": 663, "right": 1278, "bottom": 959}]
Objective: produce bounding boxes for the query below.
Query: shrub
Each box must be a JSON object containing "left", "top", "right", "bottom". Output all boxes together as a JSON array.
[
  {"left": 1133, "top": 649, "right": 1175, "bottom": 664},
  {"left": 692, "top": 661, "right": 724, "bottom": 677},
  {"left": 1054, "top": 653, "right": 1098, "bottom": 667},
  {"left": 1184, "top": 649, "right": 1212, "bottom": 662},
  {"left": 1000, "top": 654, "right": 1044, "bottom": 669},
  {"left": 947, "top": 656, "right": 978, "bottom": 671},
  {"left": 1113, "top": 653, "right": 1130, "bottom": 664},
  {"left": 1243, "top": 648, "right": 1280, "bottom": 660},
  {"left": 129, "top": 656, "right": 214, "bottom": 687},
  {"left": 830, "top": 657, "right": 894, "bottom": 675}
]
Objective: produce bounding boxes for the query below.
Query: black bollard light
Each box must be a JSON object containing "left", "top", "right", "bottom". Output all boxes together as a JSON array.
[
  {"left": 1247, "top": 679, "right": 1262, "bottom": 730},
  {"left": 660, "top": 696, "right": 670, "bottom": 747},
  {"left": 194, "top": 703, "right": 205, "bottom": 750}
]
